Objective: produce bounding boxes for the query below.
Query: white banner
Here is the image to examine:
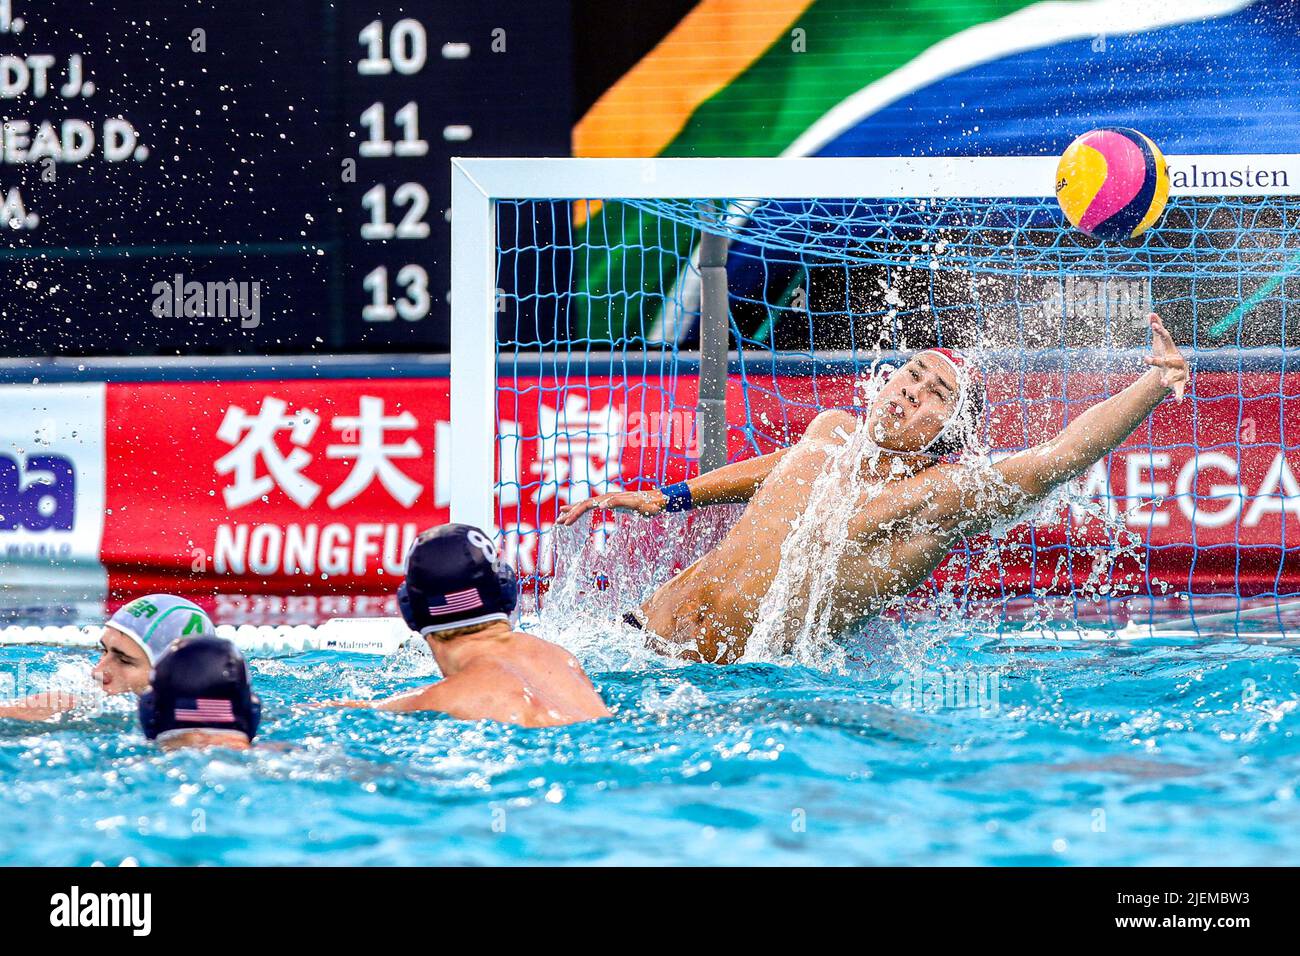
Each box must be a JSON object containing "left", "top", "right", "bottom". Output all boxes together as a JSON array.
[{"left": 0, "top": 383, "right": 107, "bottom": 597}]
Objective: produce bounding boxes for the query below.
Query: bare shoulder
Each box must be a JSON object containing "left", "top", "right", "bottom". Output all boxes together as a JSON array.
[
  {"left": 803, "top": 408, "right": 858, "bottom": 442},
  {"left": 475, "top": 634, "right": 587, "bottom": 681},
  {"left": 424, "top": 659, "right": 536, "bottom": 719},
  {"left": 375, "top": 665, "right": 517, "bottom": 716},
  {"left": 523, "top": 631, "right": 586, "bottom": 665},
  {"left": 450, "top": 655, "right": 532, "bottom": 685}
]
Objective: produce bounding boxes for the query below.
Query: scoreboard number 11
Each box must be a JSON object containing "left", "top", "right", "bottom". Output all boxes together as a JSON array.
[{"left": 359, "top": 102, "right": 429, "bottom": 158}]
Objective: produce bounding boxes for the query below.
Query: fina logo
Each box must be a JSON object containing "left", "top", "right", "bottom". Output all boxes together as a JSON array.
[
  {"left": 0, "top": 454, "right": 75, "bottom": 531},
  {"left": 49, "top": 886, "right": 152, "bottom": 936}
]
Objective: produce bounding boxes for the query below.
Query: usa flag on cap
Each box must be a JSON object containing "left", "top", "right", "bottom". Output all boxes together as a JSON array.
[
  {"left": 428, "top": 588, "right": 484, "bottom": 616},
  {"left": 174, "top": 698, "right": 236, "bottom": 723}
]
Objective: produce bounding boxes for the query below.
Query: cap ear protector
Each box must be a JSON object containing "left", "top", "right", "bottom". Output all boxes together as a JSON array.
[
  {"left": 397, "top": 579, "right": 419, "bottom": 633},
  {"left": 138, "top": 686, "right": 159, "bottom": 739},
  {"left": 235, "top": 657, "right": 263, "bottom": 740},
  {"left": 496, "top": 560, "right": 519, "bottom": 615},
  {"left": 244, "top": 688, "right": 263, "bottom": 740}
]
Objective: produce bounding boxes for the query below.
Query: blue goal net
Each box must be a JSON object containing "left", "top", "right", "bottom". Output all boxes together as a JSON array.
[{"left": 490, "top": 188, "right": 1300, "bottom": 631}]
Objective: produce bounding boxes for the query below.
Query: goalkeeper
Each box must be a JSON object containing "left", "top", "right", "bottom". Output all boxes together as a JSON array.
[{"left": 558, "top": 313, "right": 1188, "bottom": 663}]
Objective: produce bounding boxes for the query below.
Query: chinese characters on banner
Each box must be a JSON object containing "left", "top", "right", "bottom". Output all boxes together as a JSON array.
[{"left": 99, "top": 377, "right": 701, "bottom": 593}]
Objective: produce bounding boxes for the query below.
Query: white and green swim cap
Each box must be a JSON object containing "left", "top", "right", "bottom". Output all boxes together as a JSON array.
[{"left": 106, "top": 594, "right": 216, "bottom": 663}]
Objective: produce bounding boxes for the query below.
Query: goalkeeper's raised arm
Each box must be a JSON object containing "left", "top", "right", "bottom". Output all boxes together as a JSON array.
[
  {"left": 839, "top": 312, "right": 1188, "bottom": 541},
  {"left": 1008, "top": 313, "right": 1184, "bottom": 472},
  {"left": 962, "top": 311, "right": 1187, "bottom": 533}
]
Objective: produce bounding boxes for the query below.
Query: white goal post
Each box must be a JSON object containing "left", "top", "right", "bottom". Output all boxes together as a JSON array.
[{"left": 448, "top": 153, "right": 1300, "bottom": 537}]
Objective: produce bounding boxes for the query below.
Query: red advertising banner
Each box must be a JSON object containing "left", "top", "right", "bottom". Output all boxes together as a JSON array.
[
  {"left": 98, "top": 371, "right": 1300, "bottom": 598},
  {"left": 103, "top": 379, "right": 451, "bottom": 595},
  {"left": 733, "top": 369, "right": 1300, "bottom": 596}
]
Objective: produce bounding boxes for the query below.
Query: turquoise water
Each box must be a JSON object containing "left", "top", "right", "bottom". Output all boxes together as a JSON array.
[{"left": 2, "top": 620, "right": 1298, "bottom": 866}]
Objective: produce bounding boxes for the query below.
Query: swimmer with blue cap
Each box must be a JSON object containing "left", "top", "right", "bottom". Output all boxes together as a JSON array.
[
  {"left": 0, "top": 594, "right": 216, "bottom": 721},
  {"left": 324, "top": 524, "right": 611, "bottom": 727},
  {"left": 139, "top": 636, "right": 260, "bottom": 751}
]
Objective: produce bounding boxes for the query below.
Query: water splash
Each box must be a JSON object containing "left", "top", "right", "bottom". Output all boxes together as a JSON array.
[
  {"left": 743, "top": 416, "right": 887, "bottom": 670},
  {"left": 740, "top": 374, "right": 1148, "bottom": 672},
  {"left": 529, "top": 506, "right": 742, "bottom": 671}
]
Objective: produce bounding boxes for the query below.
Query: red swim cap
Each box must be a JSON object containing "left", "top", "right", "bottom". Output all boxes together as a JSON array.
[{"left": 925, "top": 347, "right": 970, "bottom": 376}]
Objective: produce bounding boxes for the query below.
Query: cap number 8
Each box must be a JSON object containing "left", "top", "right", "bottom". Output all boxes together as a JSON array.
[{"left": 467, "top": 528, "right": 497, "bottom": 562}]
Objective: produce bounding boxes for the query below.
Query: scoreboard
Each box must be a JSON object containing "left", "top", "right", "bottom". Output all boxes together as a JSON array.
[{"left": 0, "top": 0, "right": 570, "bottom": 356}]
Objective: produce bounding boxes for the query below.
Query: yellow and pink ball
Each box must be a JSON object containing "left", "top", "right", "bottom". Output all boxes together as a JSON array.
[{"left": 1056, "top": 128, "right": 1170, "bottom": 240}]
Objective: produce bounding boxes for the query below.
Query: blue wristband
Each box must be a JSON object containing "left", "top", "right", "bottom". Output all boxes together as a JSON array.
[{"left": 660, "top": 482, "right": 694, "bottom": 513}]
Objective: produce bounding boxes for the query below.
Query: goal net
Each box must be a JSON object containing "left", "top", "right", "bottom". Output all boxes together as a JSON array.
[{"left": 450, "top": 156, "right": 1300, "bottom": 628}]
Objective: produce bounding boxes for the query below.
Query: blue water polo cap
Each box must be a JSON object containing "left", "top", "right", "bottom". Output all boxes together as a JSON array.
[
  {"left": 138, "top": 636, "right": 261, "bottom": 742},
  {"left": 107, "top": 594, "right": 216, "bottom": 663},
  {"left": 397, "top": 524, "right": 518, "bottom": 636}
]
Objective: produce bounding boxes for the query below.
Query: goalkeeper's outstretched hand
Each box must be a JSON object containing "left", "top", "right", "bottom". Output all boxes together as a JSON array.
[
  {"left": 1143, "top": 311, "right": 1187, "bottom": 402},
  {"left": 556, "top": 489, "right": 667, "bottom": 527}
]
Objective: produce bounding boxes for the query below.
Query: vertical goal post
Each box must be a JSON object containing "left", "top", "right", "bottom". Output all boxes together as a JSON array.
[{"left": 449, "top": 154, "right": 1300, "bottom": 588}]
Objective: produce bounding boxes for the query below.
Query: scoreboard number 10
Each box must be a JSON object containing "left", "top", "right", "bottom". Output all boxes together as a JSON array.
[{"left": 356, "top": 19, "right": 427, "bottom": 76}]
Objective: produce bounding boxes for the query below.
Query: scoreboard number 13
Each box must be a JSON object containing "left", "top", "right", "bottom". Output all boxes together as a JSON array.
[{"left": 363, "top": 264, "right": 430, "bottom": 322}]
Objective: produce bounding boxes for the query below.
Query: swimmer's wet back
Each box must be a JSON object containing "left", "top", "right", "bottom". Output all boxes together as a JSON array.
[{"left": 324, "top": 523, "right": 611, "bottom": 728}]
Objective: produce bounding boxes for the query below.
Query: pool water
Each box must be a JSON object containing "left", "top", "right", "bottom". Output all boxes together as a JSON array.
[{"left": 2, "top": 617, "right": 1297, "bottom": 866}]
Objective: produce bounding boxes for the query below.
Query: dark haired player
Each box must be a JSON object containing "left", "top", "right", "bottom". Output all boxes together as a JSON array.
[
  {"left": 138, "top": 636, "right": 261, "bottom": 751},
  {"left": 0, "top": 594, "right": 216, "bottom": 721},
  {"left": 560, "top": 315, "right": 1188, "bottom": 663},
  {"left": 325, "top": 524, "right": 610, "bottom": 728}
]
